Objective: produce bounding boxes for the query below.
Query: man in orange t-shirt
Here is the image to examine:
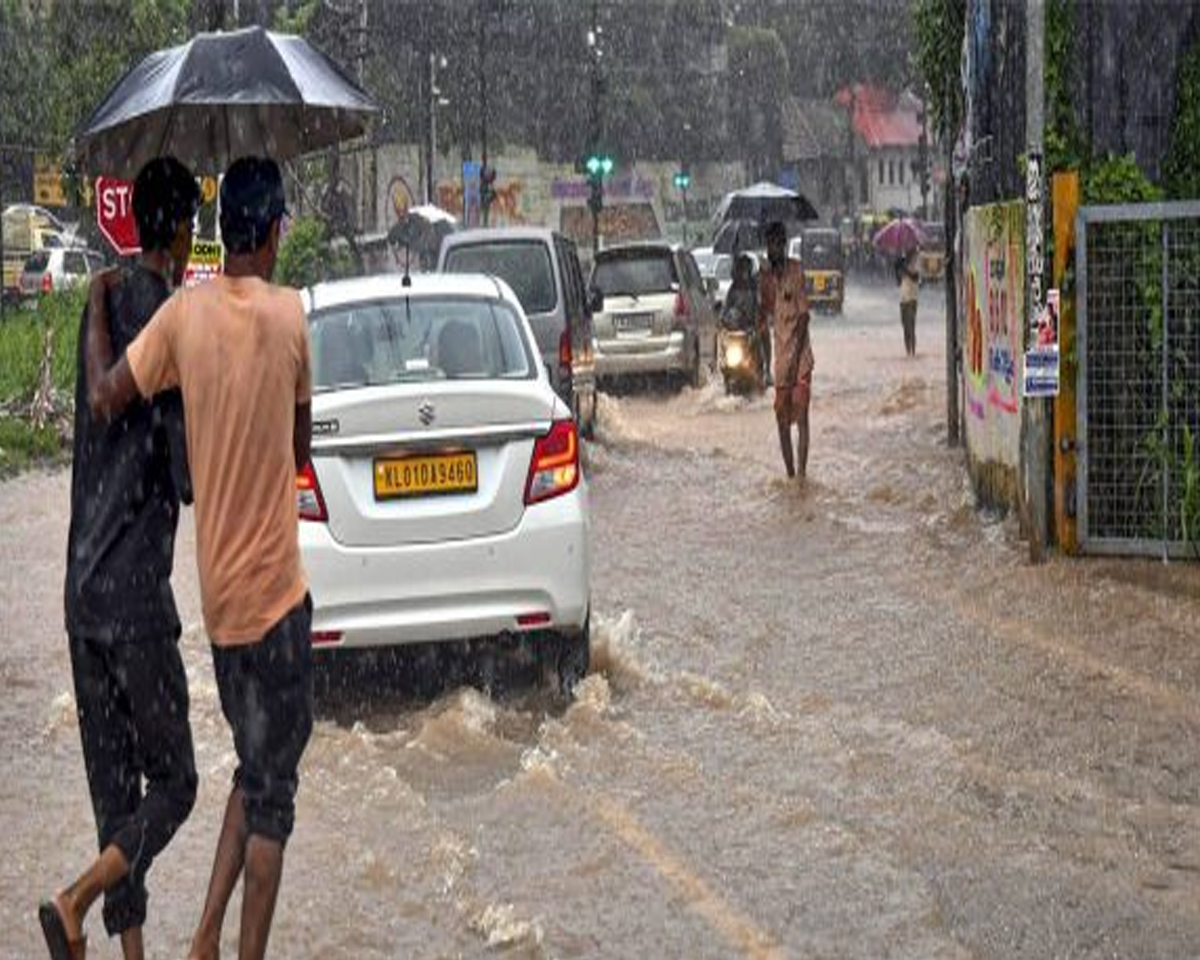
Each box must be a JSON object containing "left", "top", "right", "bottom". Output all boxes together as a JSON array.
[
  {"left": 87, "top": 156, "right": 312, "bottom": 960},
  {"left": 759, "top": 220, "right": 814, "bottom": 479}
]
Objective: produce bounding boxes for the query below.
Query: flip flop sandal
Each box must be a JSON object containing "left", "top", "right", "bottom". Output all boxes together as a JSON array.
[{"left": 38, "top": 900, "right": 87, "bottom": 960}]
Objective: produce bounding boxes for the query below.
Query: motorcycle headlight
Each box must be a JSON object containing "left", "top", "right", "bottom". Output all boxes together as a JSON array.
[{"left": 725, "top": 342, "right": 744, "bottom": 367}]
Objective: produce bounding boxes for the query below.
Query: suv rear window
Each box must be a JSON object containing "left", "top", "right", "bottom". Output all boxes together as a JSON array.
[
  {"left": 443, "top": 241, "right": 557, "bottom": 316},
  {"left": 592, "top": 250, "right": 678, "bottom": 297},
  {"left": 23, "top": 251, "right": 51, "bottom": 273},
  {"left": 309, "top": 296, "right": 533, "bottom": 392}
]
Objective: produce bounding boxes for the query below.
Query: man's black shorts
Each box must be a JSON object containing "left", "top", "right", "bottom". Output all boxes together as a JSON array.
[{"left": 211, "top": 594, "right": 313, "bottom": 844}]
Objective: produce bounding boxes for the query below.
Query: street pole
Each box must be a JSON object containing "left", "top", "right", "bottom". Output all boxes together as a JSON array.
[
  {"left": 588, "top": 0, "right": 601, "bottom": 257},
  {"left": 1023, "top": 0, "right": 1050, "bottom": 562},
  {"left": 944, "top": 71, "right": 959, "bottom": 447},
  {"left": 681, "top": 182, "right": 688, "bottom": 247},
  {"left": 479, "top": 0, "right": 489, "bottom": 227},
  {"left": 428, "top": 52, "right": 437, "bottom": 205}
]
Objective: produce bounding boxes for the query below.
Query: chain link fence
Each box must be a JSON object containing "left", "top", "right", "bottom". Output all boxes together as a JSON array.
[{"left": 1077, "top": 202, "right": 1200, "bottom": 559}]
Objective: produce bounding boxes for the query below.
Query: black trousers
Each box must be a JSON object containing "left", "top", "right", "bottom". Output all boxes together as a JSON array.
[
  {"left": 901, "top": 300, "right": 918, "bottom": 356},
  {"left": 68, "top": 633, "right": 197, "bottom": 936},
  {"left": 212, "top": 595, "right": 313, "bottom": 845}
]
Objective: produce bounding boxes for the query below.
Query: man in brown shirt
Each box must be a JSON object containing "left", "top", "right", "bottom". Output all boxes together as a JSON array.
[
  {"left": 759, "top": 220, "right": 814, "bottom": 479},
  {"left": 87, "top": 156, "right": 312, "bottom": 960}
]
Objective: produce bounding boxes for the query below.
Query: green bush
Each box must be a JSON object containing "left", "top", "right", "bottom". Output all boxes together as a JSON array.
[{"left": 275, "top": 216, "right": 354, "bottom": 290}]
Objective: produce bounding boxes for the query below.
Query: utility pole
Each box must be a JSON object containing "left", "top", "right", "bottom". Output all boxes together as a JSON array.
[
  {"left": 1023, "top": 0, "right": 1050, "bottom": 562},
  {"left": 428, "top": 52, "right": 437, "bottom": 205},
  {"left": 944, "top": 72, "right": 960, "bottom": 447},
  {"left": 587, "top": 0, "right": 602, "bottom": 256}
]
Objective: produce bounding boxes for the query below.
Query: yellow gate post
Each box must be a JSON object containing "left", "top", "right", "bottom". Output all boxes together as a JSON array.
[{"left": 1053, "top": 170, "right": 1080, "bottom": 553}]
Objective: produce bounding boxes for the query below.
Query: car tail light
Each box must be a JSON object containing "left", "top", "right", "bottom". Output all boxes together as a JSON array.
[
  {"left": 296, "top": 461, "right": 328, "bottom": 522},
  {"left": 40, "top": 273, "right": 52, "bottom": 294},
  {"left": 673, "top": 289, "right": 690, "bottom": 327},
  {"left": 525, "top": 419, "right": 580, "bottom": 505},
  {"left": 311, "top": 630, "right": 343, "bottom": 646},
  {"left": 517, "top": 612, "right": 552, "bottom": 630}
]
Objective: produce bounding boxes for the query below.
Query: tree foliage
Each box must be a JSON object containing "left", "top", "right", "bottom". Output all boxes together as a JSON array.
[
  {"left": 1164, "top": 38, "right": 1200, "bottom": 201},
  {"left": 912, "top": 0, "right": 965, "bottom": 143}
]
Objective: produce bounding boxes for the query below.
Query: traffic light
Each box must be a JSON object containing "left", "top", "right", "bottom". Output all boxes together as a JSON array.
[
  {"left": 673, "top": 171, "right": 691, "bottom": 190},
  {"left": 585, "top": 154, "right": 614, "bottom": 179}
]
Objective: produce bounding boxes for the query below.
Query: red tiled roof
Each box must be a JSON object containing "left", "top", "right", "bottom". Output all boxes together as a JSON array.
[{"left": 834, "top": 84, "right": 923, "bottom": 149}]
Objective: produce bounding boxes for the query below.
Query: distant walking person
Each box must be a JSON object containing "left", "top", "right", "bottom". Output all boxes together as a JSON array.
[
  {"left": 39, "top": 157, "right": 200, "bottom": 960},
  {"left": 85, "top": 156, "right": 314, "bottom": 960},
  {"left": 760, "top": 221, "right": 814, "bottom": 479},
  {"left": 898, "top": 250, "right": 920, "bottom": 357}
]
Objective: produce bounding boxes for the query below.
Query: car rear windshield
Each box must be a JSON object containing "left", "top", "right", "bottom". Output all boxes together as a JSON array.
[
  {"left": 309, "top": 296, "right": 534, "bottom": 392},
  {"left": 23, "top": 251, "right": 50, "bottom": 272},
  {"left": 442, "top": 241, "right": 557, "bottom": 315},
  {"left": 592, "top": 250, "right": 678, "bottom": 297}
]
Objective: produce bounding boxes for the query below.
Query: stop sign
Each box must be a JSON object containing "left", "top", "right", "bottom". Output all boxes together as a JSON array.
[{"left": 96, "top": 177, "right": 140, "bottom": 255}]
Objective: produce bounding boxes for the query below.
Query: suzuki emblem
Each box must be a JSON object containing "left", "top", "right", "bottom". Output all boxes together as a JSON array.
[{"left": 418, "top": 399, "right": 436, "bottom": 426}]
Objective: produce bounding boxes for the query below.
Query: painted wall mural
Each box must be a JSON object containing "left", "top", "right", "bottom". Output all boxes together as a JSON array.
[{"left": 963, "top": 201, "right": 1024, "bottom": 473}]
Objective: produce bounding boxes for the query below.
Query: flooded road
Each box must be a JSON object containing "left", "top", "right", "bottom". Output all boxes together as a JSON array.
[{"left": 3, "top": 279, "right": 1199, "bottom": 958}]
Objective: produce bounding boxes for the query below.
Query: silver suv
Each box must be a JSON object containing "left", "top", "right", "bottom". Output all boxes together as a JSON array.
[
  {"left": 590, "top": 242, "right": 716, "bottom": 389},
  {"left": 19, "top": 247, "right": 106, "bottom": 300},
  {"left": 438, "top": 227, "right": 599, "bottom": 436}
]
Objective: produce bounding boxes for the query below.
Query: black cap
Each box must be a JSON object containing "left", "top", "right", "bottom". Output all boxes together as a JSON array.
[{"left": 220, "top": 156, "right": 288, "bottom": 254}]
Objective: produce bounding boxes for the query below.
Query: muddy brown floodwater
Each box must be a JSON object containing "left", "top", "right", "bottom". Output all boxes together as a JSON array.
[{"left": 2, "top": 280, "right": 1199, "bottom": 959}]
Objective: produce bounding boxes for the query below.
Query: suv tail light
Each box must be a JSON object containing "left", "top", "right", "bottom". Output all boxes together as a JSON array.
[
  {"left": 672, "top": 289, "right": 690, "bottom": 329},
  {"left": 40, "top": 273, "right": 52, "bottom": 295},
  {"left": 558, "top": 328, "right": 573, "bottom": 374},
  {"left": 525, "top": 419, "right": 580, "bottom": 505},
  {"left": 296, "top": 461, "right": 328, "bottom": 522}
]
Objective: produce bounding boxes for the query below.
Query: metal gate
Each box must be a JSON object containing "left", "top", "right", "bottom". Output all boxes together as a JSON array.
[{"left": 1077, "top": 202, "right": 1200, "bottom": 559}]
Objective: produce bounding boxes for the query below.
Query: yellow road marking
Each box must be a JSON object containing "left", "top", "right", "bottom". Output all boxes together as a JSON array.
[{"left": 584, "top": 790, "right": 791, "bottom": 960}]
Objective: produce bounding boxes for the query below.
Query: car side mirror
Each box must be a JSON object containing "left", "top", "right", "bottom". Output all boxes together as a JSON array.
[
  {"left": 704, "top": 276, "right": 720, "bottom": 297},
  {"left": 587, "top": 286, "right": 604, "bottom": 314}
]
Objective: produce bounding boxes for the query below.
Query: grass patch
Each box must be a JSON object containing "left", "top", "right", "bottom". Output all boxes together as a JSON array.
[
  {"left": 0, "top": 417, "right": 65, "bottom": 476},
  {"left": 0, "top": 290, "right": 83, "bottom": 475},
  {"left": 0, "top": 290, "right": 84, "bottom": 402}
]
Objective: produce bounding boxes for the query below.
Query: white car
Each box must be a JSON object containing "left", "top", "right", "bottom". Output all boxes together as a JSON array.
[
  {"left": 299, "top": 273, "right": 591, "bottom": 690},
  {"left": 19, "top": 247, "right": 105, "bottom": 300}
]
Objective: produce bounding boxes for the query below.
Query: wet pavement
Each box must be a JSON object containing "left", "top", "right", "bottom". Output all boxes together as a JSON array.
[{"left": 2, "top": 278, "right": 1199, "bottom": 958}]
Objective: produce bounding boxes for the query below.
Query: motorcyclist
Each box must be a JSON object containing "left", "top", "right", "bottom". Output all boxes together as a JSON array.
[{"left": 721, "top": 253, "right": 758, "bottom": 331}]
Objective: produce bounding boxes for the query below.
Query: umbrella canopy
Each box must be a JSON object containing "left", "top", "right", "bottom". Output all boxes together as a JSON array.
[
  {"left": 387, "top": 206, "right": 458, "bottom": 265},
  {"left": 872, "top": 218, "right": 929, "bottom": 257},
  {"left": 76, "top": 26, "right": 378, "bottom": 179},
  {"left": 714, "top": 182, "right": 819, "bottom": 225},
  {"left": 712, "top": 218, "right": 764, "bottom": 255}
]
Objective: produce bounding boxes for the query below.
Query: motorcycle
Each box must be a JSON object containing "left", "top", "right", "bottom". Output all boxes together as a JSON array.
[{"left": 717, "top": 323, "right": 765, "bottom": 395}]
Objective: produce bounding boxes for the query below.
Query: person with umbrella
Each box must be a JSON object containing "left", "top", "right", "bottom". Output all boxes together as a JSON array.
[
  {"left": 759, "top": 221, "right": 814, "bottom": 480},
  {"left": 39, "top": 157, "right": 201, "bottom": 960},
  {"left": 84, "top": 157, "right": 314, "bottom": 960},
  {"left": 872, "top": 218, "right": 927, "bottom": 357}
]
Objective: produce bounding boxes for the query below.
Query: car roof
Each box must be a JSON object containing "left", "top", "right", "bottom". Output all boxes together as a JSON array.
[
  {"left": 441, "top": 226, "right": 563, "bottom": 246},
  {"left": 305, "top": 272, "right": 518, "bottom": 314},
  {"left": 596, "top": 240, "right": 683, "bottom": 257}
]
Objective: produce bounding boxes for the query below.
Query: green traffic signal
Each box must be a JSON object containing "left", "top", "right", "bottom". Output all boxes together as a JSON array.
[
  {"left": 673, "top": 171, "right": 691, "bottom": 189},
  {"left": 586, "top": 154, "right": 614, "bottom": 178}
]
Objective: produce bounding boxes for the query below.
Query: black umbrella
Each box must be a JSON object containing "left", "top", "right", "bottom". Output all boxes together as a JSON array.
[
  {"left": 712, "top": 219, "right": 764, "bottom": 255},
  {"left": 75, "top": 26, "right": 378, "bottom": 178},
  {"left": 386, "top": 205, "right": 458, "bottom": 267},
  {"left": 714, "top": 182, "right": 819, "bottom": 225}
]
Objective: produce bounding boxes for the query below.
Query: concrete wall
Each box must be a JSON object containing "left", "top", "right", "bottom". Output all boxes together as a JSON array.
[
  {"left": 962, "top": 200, "right": 1025, "bottom": 509},
  {"left": 370, "top": 143, "right": 745, "bottom": 252}
]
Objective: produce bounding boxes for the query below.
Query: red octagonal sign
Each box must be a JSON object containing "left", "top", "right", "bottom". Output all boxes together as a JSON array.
[{"left": 96, "top": 177, "right": 140, "bottom": 256}]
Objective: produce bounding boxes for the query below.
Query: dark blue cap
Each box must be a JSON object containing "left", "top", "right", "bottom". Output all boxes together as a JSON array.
[{"left": 220, "top": 156, "right": 288, "bottom": 254}]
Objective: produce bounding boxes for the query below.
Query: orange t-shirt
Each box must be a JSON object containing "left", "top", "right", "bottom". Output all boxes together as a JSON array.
[{"left": 127, "top": 275, "right": 311, "bottom": 647}]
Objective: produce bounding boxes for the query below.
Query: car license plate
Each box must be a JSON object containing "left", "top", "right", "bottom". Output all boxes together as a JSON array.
[
  {"left": 615, "top": 312, "right": 655, "bottom": 332},
  {"left": 373, "top": 452, "right": 478, "bottom": 500}
]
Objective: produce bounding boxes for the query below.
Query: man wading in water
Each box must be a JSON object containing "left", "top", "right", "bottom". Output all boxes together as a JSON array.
[
  {"left": 759, "top": 220, "right": 814, "bottom": 479},
  {"left": 40, "top": 157, "right": 200, "bottom": 960}
]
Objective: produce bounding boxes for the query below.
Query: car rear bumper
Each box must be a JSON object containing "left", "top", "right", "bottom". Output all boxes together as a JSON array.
[
  {"left": 594, "top": 330, "right": 689, "bottom": 377},
  {"left": 301, "top": 486, "right": 590, "bottom": 650}
]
